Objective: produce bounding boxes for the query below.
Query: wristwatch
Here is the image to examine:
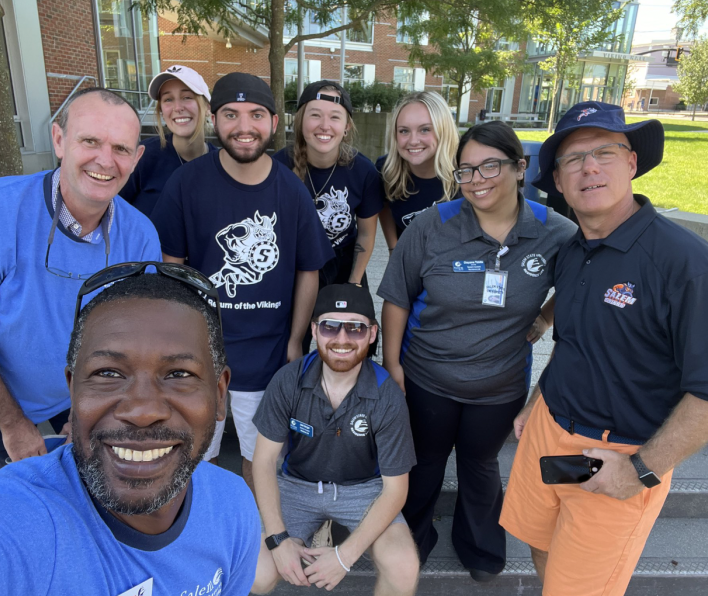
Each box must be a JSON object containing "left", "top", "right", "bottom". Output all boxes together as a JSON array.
[
  {"left": 630, "top": 453, "right": 661, "bottom": 488},
  {"left": 265, "top": 531, "right": 290, "bottom": 550}
]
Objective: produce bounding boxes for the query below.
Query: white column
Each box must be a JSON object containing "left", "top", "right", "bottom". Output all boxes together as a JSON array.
[
  {"left": 413, "top": 67, "right": 426, "bottom": 91},
  {"left": 309, "top": 60, "right": 321, "bottom": 82},
  {"left": 363, "top": 64, "right": 375, "bottom": 85}
]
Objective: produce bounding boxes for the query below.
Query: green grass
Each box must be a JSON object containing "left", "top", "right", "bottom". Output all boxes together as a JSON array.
[{"left": 514, "top": 117, "right": 708, "bottom": 215}]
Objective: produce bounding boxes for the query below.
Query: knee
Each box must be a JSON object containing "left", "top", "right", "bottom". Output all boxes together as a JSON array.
[
  {"left": 375, "top": 537, "right": 420, "bottom": 593},
  {"left": 251, "top": 537, "right": 281, "bottom": 594}
]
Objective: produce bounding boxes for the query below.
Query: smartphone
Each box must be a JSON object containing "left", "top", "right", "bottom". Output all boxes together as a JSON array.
[{"left": 540, "top": 455, "right": 603, "bottom": 484}]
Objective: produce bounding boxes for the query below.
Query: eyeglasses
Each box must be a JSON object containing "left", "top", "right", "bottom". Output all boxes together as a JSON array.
[
  {"left": 73, "top": 261, "right": 223, "bottom": 330},
  {"left": 453, "top": 159, "right": 518, "bottom": 184},
  {"left": 316, "top": 319, "right": 372, "bottom": 339},
  {"left": 555, "top": 143, "right": 631, "bottom": 173}
]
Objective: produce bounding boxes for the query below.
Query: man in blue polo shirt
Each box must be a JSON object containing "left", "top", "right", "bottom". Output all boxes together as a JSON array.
[
  {"left": 0, "top": 268, "right": 260, "bottom": 595},
  {"left": 152, "top": 73, "right": 333, "bottom": 484},
  {"left": 0, "top": 88, "right": 161, "bottom": 464},
  {"left": 500, "top": 102, "right": 708, "bottom": 596}
]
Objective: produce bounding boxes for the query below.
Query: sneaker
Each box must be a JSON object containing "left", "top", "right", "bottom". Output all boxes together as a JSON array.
[{"left": 303, "top": 520, "right": 333, "bottom": 566}]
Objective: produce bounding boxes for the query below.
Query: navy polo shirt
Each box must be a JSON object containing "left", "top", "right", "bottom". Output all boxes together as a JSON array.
[{"left": 540, "top": 195, "right": 708, "bottom": 442}]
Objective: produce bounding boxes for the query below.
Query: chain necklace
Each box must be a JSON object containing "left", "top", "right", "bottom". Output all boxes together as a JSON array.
[
  {"left": 175, "top": 142, "right": 208, "bottom": 166},
  {"left": 321, "top": 371, "right": 342, "bottom": 437},
  {"left": 307, "top": 162, "right": 338, "bottom": 199}
]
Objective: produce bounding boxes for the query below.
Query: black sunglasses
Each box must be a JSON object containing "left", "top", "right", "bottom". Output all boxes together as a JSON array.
[
  {"left": 73, "top": 261, "right": 222, "bottom": 330},
  {"left": 315, "top": 319, "right": 372, "bottom": 339}
]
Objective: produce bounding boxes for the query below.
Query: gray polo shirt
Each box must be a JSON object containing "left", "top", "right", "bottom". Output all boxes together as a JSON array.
[
  {"left": 253, "top": 354, "right": 416, "bottom": 485},
  {"left": 377, "top": 196, "right": 577, "bottom": 404}
]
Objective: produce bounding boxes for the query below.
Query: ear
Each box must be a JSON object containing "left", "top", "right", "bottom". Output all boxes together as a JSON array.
[
  {"left": 311, "top": 321, "right": 318, "bottom": 338},
  {"left": 52, "top": 122, "right": 66, "bottom": 161},
  {"left": 216, "top": 366, "right": 231, "bottom": 422},
  {"left": 271, "top": 113, "right": 280, "bottom": 134},
  {"left": 130, "top": 144, "right": 146, "bottom": 174},
  {"left": 628, "top": 150, "right": 638, "bottom": 179},
  {"left": 517, "top": 158, "right": 527, "bottom": 179},
  {"left": 553, "top": 169, "right": 563, "bottom": 195},
  {"left": 368, "top": 325, "right": 379, "bottom": 345},
  {"left": 211, "top": 112, "right": 217, "bottom": 127}
]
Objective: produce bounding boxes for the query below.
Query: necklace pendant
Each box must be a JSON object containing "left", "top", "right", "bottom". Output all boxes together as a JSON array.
[{"left": 336, "top": 428, "right": 341, "bottom": 437}]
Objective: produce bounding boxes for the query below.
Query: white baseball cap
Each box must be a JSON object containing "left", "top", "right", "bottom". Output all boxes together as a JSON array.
[{"left": 148, "top": 65, "right": 211, "bottom": 101}]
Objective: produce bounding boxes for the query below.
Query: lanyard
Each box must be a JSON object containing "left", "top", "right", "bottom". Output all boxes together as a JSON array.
[{"left": 495, "top": 245, "right": 509, "bottom": 272}]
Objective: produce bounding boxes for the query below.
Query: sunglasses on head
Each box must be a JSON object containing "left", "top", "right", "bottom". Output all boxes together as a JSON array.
[
  {"left": 73, "top": 261, "right": 222, "bottom": 330},
  {"left": 315, "top": 319, "right": 372, "bottom": 339}
]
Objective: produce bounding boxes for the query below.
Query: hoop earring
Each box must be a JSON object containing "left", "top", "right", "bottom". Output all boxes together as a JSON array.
[{"left": 344, "top": 130, "right": 348, "bottom": 137}]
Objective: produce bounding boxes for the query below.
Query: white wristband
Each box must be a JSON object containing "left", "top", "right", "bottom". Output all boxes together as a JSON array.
[{"left": 335, "top": 545, "right": 351, "bottom": 572}]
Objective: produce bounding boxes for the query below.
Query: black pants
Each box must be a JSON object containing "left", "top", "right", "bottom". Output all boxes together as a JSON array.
[
  {"left": 402, "top": 377, "right": 525, "bottom": 573},
  {"left": 302, "top": 243, "right": 369, "bottom": 354},
  {"left": 0, "top": 407, "right": 71, "bottom": 464}
]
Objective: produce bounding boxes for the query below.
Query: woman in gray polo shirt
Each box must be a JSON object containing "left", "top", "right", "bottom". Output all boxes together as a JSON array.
[{"left": 378, "top": 121, "right": 577, "bottom": 581}]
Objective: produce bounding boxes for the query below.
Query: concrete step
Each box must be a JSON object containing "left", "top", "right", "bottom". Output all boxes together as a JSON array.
[
  {"left": 269, "top": 517, "right": 708, "bottom": 596},
  {"left": 435, "top": 442, "right": 708, "bottom": 519}
]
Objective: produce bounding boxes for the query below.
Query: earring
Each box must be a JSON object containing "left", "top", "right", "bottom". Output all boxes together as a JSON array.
[{"left": 344, "top": 130, "right": 348, "bottom": 137}]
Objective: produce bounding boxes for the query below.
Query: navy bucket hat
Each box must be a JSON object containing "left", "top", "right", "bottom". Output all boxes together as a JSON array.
[{"left": 532, "top": 101, "right": 664, "bottom": 198}]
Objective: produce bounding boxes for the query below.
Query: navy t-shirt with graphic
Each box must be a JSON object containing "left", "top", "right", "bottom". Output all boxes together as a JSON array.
[
  {"left": 376, "top": 155, "right": 453, "bottom": 238},
  {"left": 152, "top": 151, "right": 334, "bottom": 391},
  {"left": 119, "top": 134, "right": 219, "bottom": 218},
  {"left": 273, "top": 149, "right": 384, "bottom": 249}
]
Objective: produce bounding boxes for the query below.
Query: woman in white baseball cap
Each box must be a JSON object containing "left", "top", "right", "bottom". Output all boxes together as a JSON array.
[{"left": 119, "top": 65, "right": 217, "bottom": 217}]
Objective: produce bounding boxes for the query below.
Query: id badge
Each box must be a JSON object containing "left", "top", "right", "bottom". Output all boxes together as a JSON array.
[
  {"left": 289, "top": 418, "right": 314, "bottom": 438},
  {"left": 117, "top": 578, "right": 153, "bottom": 596},
  {"left": 452, "top": 260, "right": 485, "bottom": 272},
  {"left": 482, "top": 270, "right": 508, "bottom": 307}
]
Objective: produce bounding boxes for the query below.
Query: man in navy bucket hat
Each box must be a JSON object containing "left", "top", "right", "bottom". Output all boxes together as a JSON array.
[{"left": 500, "top": 101, "right": 708, "bottom": 595}]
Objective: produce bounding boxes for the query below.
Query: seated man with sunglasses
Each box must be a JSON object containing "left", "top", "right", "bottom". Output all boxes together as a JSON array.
[
  {"left": 251, "top": 284, "right": 419, "bottom": 595},
  {"left": 0, "top": 88, "right": 161, "bottom": 465},
  {"left": 0, "top": 263, "right": 261, "bottom": 594}
]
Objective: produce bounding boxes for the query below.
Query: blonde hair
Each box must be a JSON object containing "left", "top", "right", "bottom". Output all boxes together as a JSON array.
[
  {"left": 291, "top": 85, "right": 358, "bottom": 182},
  {"left": 382, "top": 91, "right": 458, "bottom": 202},
  {"left": 156, "top": 94, "right": 211, "bottom": 149}
]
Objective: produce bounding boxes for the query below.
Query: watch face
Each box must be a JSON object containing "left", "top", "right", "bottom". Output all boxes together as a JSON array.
[{"left": 640, "top": 472, "right": 662, "bottom": 488}]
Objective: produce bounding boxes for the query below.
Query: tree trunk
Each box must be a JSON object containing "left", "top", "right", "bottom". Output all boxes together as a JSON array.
[
  {"left": 269, "top": 0, "right": 287, "bottom": 150},
  {"left": 692, "top": 103, "right": 697, "bottom": 121},
  {"left": 547, "top": 73, "right": 560, "bottom": 134},
  {"left": 0, "top": 6, "right": 23, "bottom": 177},
  {"left": 455, "top": 87, "right": 463, "bottom": 125}
]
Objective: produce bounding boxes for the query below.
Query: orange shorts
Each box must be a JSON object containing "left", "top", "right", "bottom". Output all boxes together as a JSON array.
[{"left": 500, "top": 395, "right": 672, "bottom": 596}]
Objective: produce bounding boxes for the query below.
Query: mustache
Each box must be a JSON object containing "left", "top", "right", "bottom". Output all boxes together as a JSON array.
[{"left": 89, "top": 426, "right": 191, "bottom": 446}]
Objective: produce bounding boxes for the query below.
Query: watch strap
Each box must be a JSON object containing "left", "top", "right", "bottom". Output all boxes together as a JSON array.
[
  {"left": 265, "top": 530, "right": 290, "bottom": 550},
  {"left": 630, "top": 453, "right": 661, "bottom": 488}
]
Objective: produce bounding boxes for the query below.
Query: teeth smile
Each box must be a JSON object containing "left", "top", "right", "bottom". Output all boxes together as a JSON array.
[
  {"left": 174, "top": 118, "right": 192, "bottom": 123},
  {"left": 111, "top": 446, "right": 174, "bottom": 462},
  {"left": 408, "top": 148, "right": 424, "bottom": 153},
  {"left": 237, "top": 137, "right": 255, "bottom": 143},
  {"left": 473, "top": 189, "right": 490, "bottom": 196},
  {"left": 584, "top": 185, "right": 604, "bottom": 190},
  {"left": 316, "top": 135, "right": 332, "bottom": 141},
  {"left": 332, "top": 348, "right": 353, "bottom": 353},
  {"left": 86, "top": 171, "right": 114, "bottom": 181}
]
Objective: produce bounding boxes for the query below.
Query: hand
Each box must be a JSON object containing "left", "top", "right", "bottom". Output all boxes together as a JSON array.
[
  {"left": 59, "top": 418, "right": 72, "bottom": 444},
  {"left": 384, "top": 362, "right": 405, "bottom": 395},
  {"left": 287, "top": 338, "right": 303, "bottom": 363},
  {"left": 513, "top": 404, "right": 534, "bottom": 440},
  {"left": 2, "top": 416, "right": 46, "bottom": 462},
  {"left": 272, "top": 538, "right": 314, "bottom": 587},
  {"left": 303, "top": 546, "right": 349, "bottom": 590},
  {"left": 526, "top": 314, "right": 550, "bottom": 344},
  {"left": 580, "top": 448, "right": 646, "bottom": 500}
]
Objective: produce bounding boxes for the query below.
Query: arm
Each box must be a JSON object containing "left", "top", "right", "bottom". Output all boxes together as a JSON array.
[
  {"left": 162, "top": 254, "right": 185, "bottom": 264},
  {"left": 526, "top": 294, "right": 555, "bottom": 344},
  {"left": 514, "top": 382, "right": 543, "bottom": 440},
  {"left": 381, "top": 301, "right": 409, "bottom": 394},
  {"left": 0, "top": 374, "right": 45, "bottom": 461},
  {"left": 287, "top": 270, "right": 319, "bottom": 362},
  {"left": 582, "top": 392, "right": 708, "bottom": 500},
  {"left": 252, "top": 433, "right": 313, "bottom": 586},
  {"left": 348, "top": 215, "right": 378, "bottom": 284},
  {"left": 378, "top": 204, "right": 399, "bottom": 252},
  {"left": 303, "top": 474, "right": 408, "bottom": 589}
]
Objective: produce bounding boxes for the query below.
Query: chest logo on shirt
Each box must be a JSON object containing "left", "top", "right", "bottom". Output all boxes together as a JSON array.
[
  {"left": 178, "top": 567, "right": 223, "bottom": 596},
  {"left": 316, "top": 186, "right": 352, "bottom": 241},
  {"left": 604, "top": 282, "right": 637, "bottom": 309},
  {"left": 402, "top": 207, "right": 428, "bottom": 228},
  {"left": 350, "top": 413, "right": 369, "bottom": 437},
  {"left": 209, "top": 211, "right": 280, "bottom": 298},
  {"left": 521, "top": 253, "right": 547, "bottom": 277}
]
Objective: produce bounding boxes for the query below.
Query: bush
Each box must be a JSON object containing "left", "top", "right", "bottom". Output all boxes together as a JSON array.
[{"left": 282, "top": 79, "right": 408, "bottom": 112}]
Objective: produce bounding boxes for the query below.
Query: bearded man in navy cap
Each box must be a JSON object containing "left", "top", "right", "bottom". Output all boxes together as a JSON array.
[
  {"left": 151, "top": 73, "right": 333, "bottom": 485},
  {"left": 499, "top": 102, "right": 708, "bottom": 595}
]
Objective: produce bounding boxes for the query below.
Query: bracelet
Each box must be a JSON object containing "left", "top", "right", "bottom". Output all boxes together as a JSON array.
[{"left": 335, "top": 545, "right": 351, "bottom": 572}]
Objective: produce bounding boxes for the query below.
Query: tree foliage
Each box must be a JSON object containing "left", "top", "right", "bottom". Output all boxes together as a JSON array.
[
  {"left": 674, "top": 37, "right": 708, "bottom": 119},
  {"left": 673, "top": 0, "right": 708, "bottom": 38}
]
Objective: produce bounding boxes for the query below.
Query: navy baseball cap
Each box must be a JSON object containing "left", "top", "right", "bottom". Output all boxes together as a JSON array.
[
  {"left": 532, "top": 101, "right": 664, "bottom": 198},
  {"left": 297, "top": 80, "right": 353, "bottom": 116},
  {"left": 210, "top": 72, "right": 276, "bottom": 115},
  {"left": 312, "top": 284, "right": 376, "bottom": 320}
]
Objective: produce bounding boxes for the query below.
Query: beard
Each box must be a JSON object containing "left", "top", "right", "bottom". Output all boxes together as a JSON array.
[
  {"left": 317, "top": 338, "right": 369, "bottom": 373},
  {"left": 215, "top": 123, "right": 273, "bottom": 164},
  {"left": 73, "top": 417, "right": 215, "bottom": 516}
]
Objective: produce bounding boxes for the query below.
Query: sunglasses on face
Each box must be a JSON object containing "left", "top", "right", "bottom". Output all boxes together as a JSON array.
[
  {"left": 73, "top": 261, "right": 222, "bottom": 330},
  {"left": 315, "top": 319, "right": 372, "bottom": 339}
]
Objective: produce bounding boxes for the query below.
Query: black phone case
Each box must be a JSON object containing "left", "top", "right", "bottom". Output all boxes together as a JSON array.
[{"left": 539, "top": 455, "right": 604, "bottom": 484}]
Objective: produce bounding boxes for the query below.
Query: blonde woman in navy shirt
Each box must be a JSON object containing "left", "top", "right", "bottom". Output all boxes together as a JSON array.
[{"left": 377, "top": 91, "right": 459, "bottom": 248}]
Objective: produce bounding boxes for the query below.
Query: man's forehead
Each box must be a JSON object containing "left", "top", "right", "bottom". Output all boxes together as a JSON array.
[
  {"left": 218, "top": 101, "right": 270, "bottom": 114},
  {"left": 557, "top": 128, "right": 630, "bottom": 156}
]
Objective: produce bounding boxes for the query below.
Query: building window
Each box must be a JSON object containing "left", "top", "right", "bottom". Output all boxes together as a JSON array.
[
  {"left": 486, "top": 80, "right": 505, "bottom": 113},
  {"left": 394, "top": 67, "right": 414, "bottom": 91},
  {"left": 344, "top": 64, "right": 364, "bottom": 84},
  {"left": 284, "top": 9, "right": 373, "bottom": 44},
  {"left": 397, "top": 11, "right": 428, "bottom": 44},
  {"left": 285, "top": 58, "right": 309, "bottom": 85},
  {"left": 94, "top": 0, "right": 160, "bottom": 110},
  {"left": 649, "top": 97, "right": 659, "bottom": 106}
]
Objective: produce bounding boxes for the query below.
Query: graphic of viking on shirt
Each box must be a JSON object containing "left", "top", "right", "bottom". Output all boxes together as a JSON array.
[
  {"left": 316, "top": 186, "right": 352, "bottom": 242},
  {"left": 210, "top": 211, "right": 280, "bottom": 298}
]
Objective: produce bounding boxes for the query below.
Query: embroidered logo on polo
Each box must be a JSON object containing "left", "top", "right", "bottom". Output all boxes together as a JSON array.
[
  {"left": 603, "top": 282, "right": 637, "bottom": 309},
  {"left": 350, "top": 413, "right": 369, "bottom": 437},
  {"left": 316, "top": 186, "right": 352, "bottom": 242},
  {"left": 402, "top": 207, "right": 428, "bottom": 228},
  {"left": 209, "top": 211, "right": 279, "bottom": 298},
  {"left": 521, "top": 253, "right": 547, "bottom": 277}
]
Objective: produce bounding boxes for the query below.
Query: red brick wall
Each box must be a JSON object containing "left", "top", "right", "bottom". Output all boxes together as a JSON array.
[{"left": 37, "top": 0, "right": 100, "bottom": 115}]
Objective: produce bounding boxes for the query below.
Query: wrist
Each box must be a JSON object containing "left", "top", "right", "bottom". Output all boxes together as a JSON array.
[{"left": 337, "top": 543, "right": 358, "bottom": 570}]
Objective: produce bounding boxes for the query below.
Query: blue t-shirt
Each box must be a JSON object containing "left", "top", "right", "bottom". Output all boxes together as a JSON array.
[
  {"left": 0, "top": 445, "right": 260, "bottom": 595},
  {"left": 273, "top": 149, "right": 384, "bottom": 249},
  {"left": 119, "top": 135, "right": 219, "bottom": 218},
  {"left": 0, "top": 171, "right": 162, "bottom": 423},
  {"left": 375, "top": 155, "right": 453, "bottom": 238},
  {"left": 152, "top": 151, "right": 334, "bottom": 391}
]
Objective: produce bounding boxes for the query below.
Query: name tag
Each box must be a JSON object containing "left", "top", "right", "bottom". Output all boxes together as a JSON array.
[
  {"left": 117, "top": 578, "right": 153, "bottom": 596},
  {"left": 482, "top": 270, "right": 508, "bottom": 307},
  {"left": 453, "top": 260, "right": 485, "bottom": 272},
  {"left": 290, "top": 418, "right": 314, "bottom": 437}
]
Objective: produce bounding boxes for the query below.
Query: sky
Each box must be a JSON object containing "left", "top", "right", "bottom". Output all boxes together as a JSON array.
[{"left": 633, "top": 0, "right": 708, "bottom": 44}]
